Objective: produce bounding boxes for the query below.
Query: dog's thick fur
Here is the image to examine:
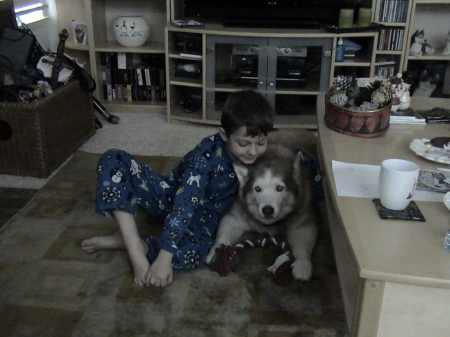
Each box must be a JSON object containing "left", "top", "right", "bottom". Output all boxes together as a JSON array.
[{"left": 206, "top": 130, "right": 318, "bottom": 281}]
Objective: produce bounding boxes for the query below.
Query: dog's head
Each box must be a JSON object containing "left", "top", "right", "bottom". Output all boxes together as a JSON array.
[{"left": 233, "top": 145, "right": 307, "bottom": 226}]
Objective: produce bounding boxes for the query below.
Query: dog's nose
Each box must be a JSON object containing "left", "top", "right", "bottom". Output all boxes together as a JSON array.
[{"left": 262, "top": 206, "right": 274, "bottom": 216}]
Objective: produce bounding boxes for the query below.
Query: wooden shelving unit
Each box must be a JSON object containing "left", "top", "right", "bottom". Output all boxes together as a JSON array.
[
  {"left": 53, "top": 0, "right": 450, "bottom": 126},
  {"left": 54, "top": 0, "right": 167, "bottom": 113}
]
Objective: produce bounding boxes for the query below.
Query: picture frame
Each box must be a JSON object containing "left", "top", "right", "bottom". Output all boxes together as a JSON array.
[{"left": 72, "top": 20, "right": 87, "bottom": 45}]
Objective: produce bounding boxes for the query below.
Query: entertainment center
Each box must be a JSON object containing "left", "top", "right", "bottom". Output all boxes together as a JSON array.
[{"left": 54, "top": 0, "right": 450, "bottom": 128}]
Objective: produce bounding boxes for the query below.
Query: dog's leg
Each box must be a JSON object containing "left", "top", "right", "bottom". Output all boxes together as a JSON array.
[
  {"left": 205, "top": 212, "right": 250, "bottom": 264},
  {"left": 287, "top": 222, "right": 318, "bottom": 281}
]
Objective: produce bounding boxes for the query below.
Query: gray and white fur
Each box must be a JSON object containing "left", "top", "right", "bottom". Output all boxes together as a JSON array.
[{"left": 206, "top": 138, "right": 318, "bottom": 281}]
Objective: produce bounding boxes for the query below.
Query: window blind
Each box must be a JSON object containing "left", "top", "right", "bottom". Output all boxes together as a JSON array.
[{"left": 14, "top": 1, "right": 48, "bottom": 24}]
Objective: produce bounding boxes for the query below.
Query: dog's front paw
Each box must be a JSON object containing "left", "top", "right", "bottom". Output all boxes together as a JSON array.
[
  {"left": 205, "top": 246, "right": 218, "bottom": 264},
  {"left": 292, "top": 258, "right": 313, "bottom": 281}
]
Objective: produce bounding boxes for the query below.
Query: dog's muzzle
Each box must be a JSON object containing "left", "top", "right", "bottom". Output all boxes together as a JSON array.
[
  {"left": 262, "top": 206, "right": 274, "bottom": 217},
  {"left": 260, "top": 206, "right": 284, "bottom": 227}
]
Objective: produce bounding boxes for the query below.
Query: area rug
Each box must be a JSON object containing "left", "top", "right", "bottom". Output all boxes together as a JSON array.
[{"left": 0, "top": 151, "right": 349, "bottom": 337}]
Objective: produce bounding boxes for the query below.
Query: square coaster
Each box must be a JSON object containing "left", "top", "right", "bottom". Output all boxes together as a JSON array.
[{"left": 373, "top": 199, "right": 426, "bottom": 222}]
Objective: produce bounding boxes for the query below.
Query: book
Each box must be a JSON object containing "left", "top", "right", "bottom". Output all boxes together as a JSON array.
[
  {"left": 416, "top": 108, "right": 450, "bottom": 123},
  {"left": 117, "top": 52, "right": 127, "bottom": 70},
  {"left": 390, "top": 108, "right": 426, "bottom": 125},
  {"left": 374, "top": 60, "right": 396, "bottom": 66},
  {"left": 179, "top": 53, "right": 202, "bottom": 59},
  {"left": 171, "top": 20, "right": 204, "bottom": 28},
  {"left": 416, "top": 169, "right": 450, "bottom": 193}
]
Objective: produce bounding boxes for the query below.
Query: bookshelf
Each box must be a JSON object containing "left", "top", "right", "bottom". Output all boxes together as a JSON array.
[
  {"left": 54, "top": 0, "right": 167, "bottom": 113},
  {"left": 330, "top": 32, "right": 378, "bottom": 80},
  {"left": 52, "top": 0, "right": 450, "bottom": 125},
  {"left": 99, "top": 52, "right": 166, "bottom": 103},
  {"left": 373, "top": 0, "right": 413, "bottom": 77}
]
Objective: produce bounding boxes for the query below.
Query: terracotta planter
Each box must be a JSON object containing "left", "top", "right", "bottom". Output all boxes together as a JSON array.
[{"left": 324, "top": 99, "right": 391, "bottom": 138}]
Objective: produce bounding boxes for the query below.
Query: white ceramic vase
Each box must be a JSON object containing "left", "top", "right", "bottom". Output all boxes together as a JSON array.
[{"left": 113, "top": 16, "right": 149, "bottom": 48}]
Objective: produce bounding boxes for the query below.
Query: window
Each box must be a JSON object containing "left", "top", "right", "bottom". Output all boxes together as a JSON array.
[{"left": 14, "top": 1, "right": 48, "bottom": 25}]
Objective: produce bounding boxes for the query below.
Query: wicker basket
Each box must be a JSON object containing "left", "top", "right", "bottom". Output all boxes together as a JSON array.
[
  {"left": 0, "top": 80, "right": 95, "bottom": 178},
  {"left": 324, "top": 98, "right": 391, "bottom": 138}
]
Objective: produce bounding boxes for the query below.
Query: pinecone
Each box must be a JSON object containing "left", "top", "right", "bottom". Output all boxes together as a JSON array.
[
  {"left": 333, "top": 76, "right": 352, "bottom": 92},
  {"left": 326, "top": 85, "right": 341, "bottom": 99},
  {"left": 354, "top": 87, "right": 372, "bottom": 106},
  {"left": 356, "top": 101, "right": 379, "bottom": 111},
  {"left": 329, "top": 92, "right": 348, "bottom": 107},
  {"left": 371, "top": 86, "right": 392, "bottom": 108},
  {"left": 371, "top": 80, "right": 384, "bottom": 91},
  {"left": 346, "top": 83, "right": 360, "bottom": 101}
]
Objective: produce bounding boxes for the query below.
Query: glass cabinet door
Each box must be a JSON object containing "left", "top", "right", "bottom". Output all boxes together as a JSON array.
[
  {"left": 205, "top": 35, "right": 332, "bottom": 126},
  {"left": 268, "top": 37, "right": 332, "bottom": 125},
  {"left": 206, "top": 35, "right": 267, "bottom": 120}
]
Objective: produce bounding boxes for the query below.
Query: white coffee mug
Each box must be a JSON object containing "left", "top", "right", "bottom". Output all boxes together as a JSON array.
[{"left": 379, "top": 159, "right": 420, "bottom": 210}]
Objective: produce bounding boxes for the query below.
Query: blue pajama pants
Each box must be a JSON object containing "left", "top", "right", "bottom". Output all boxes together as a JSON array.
[{"left": 95, "top": 149, "right": 221, "bottom": 270}]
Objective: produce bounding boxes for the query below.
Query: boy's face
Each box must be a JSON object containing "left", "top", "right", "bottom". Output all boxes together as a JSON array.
[{"left": 219, "top": 126, "right": 269, "bottom": 165}]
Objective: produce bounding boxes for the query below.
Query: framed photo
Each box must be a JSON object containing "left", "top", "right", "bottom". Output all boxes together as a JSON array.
[{"left": 72, "top": 20, "right": 87, "bottom": 45}]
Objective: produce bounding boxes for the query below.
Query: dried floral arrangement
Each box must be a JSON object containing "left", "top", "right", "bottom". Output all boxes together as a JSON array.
[{"left": 326, "top": 76, "right": 392, "bottom": 111}]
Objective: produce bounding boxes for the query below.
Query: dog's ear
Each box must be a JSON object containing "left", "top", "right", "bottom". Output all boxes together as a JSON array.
[
  {"left": 233, "top": 163, "right": 249, "bottom": 185},
  {"left": 293, "top": 151, "right": 303, "bottom": 174}
]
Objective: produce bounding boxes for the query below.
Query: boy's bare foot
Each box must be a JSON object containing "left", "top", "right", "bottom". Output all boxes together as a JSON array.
[
  {"left": 99, "top": 211, "right": 151, "bottom": 286},
  {"left": 81, "top": 232, "right": 150, "bottom": 286},
  {"left": 128, "top": 238, "right": 151, "bottom": 286},
  {"left": 81, "top": 231, "right": 125, "bottom": 253}
]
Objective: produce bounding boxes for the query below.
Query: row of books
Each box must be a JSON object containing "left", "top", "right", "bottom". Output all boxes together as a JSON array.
[
  {"left": 100, "top": 52, "right": 166, "bottom": 102},
  {"left": 343, "top": 50, "right": 357, "bottom": 59},
  {"left": 390, "top": 107, "right": 450, "bottom": 125},
  {"left": 377, "top": 28, "right": 405, "bottom": 51},
  {"left": 376, "top": 65, "right": 397, "bottom": 78},
  {"left": 378, "top": 0, "right": 409, "bottom": 23}
]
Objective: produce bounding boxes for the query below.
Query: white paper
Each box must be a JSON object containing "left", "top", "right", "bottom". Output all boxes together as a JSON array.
[{"left": 331, "top": 160, "right": 443, "bottom": 202}]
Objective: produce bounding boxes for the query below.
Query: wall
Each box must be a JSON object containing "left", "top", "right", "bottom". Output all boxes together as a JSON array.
[{"left": 20, "top": 0, "right": 57, "bottom": 52}]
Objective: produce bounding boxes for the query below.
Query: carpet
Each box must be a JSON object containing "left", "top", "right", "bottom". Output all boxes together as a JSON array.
[{"left": 0, "top": 151, "right": 349, "bottom": 337}]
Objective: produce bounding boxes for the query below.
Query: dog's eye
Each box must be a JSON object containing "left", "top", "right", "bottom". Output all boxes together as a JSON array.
[
  {"left": 276, "top": 185, "right": 284, "bottom": 192},
  {"left": 255, "top": 186, "right": 262, "bottom": 192}
]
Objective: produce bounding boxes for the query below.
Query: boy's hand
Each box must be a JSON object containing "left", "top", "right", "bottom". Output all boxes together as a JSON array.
[{"left": 146, "top": 249, "right": 173, "bottom": 287}]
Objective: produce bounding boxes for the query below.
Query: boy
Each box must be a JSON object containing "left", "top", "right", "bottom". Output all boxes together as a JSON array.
[{"left": 81, "top": 90, "right": 274, "bottom": 287}]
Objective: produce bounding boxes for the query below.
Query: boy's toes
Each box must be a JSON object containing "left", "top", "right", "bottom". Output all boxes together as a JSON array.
[
  {"left": 81, "top": 246, "right": 95, "bottom": 253},
  {"left": 134, "top": 277, "right": 146, "bottom": 286},
  {"left": 80, "top": 238, "right": 98, "bottom": 253}
]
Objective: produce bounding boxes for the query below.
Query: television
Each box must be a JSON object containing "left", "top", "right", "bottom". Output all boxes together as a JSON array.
[{"left": 184, "top": 0, "right": 357, "bottom": 28}]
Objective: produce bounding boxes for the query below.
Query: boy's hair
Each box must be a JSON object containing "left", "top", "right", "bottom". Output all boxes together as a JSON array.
[{"left": 221, "top": 90, "right": 274, "bottom": 137}]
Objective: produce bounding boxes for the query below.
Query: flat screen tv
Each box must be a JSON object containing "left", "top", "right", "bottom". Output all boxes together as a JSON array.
[{"left": 184, "top": 0, "right": 357, "bottom": 28}]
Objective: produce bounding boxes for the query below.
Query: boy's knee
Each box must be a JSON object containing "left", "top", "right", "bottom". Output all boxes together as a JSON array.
[{"left": 98, "top": 149, "right": 129, "bottom": 165}]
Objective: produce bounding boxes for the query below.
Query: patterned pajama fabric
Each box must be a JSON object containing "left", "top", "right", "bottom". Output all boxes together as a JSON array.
[{"left": 95, "top": 134, "right": 239, "bottom": 270}]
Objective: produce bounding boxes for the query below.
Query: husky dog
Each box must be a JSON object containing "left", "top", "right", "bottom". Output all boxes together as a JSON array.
[
  {"left": 409, "top": 30, "right": 435, "bottom": 57},
  {"left": 206, "top": 131, "right": 318, "bottom": 281}
]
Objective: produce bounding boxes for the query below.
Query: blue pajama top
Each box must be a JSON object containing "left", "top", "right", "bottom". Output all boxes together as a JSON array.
[{"left": 158, "top": 133, "right": 238, "bottom": 255}]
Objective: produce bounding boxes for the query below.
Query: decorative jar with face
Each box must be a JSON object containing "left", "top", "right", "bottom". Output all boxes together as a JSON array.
[{"left": 113, "top": 16, "right": 149, "bottom": 48}]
